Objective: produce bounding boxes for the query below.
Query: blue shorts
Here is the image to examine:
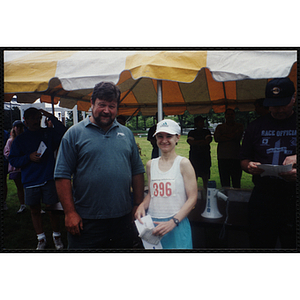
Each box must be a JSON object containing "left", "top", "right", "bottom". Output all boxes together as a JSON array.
[
  {"left": 24, "top": 180, "right": 59, "bottom": 206},
  {"left": 152, "top": 216, "right": 193, "bottom": 249}
]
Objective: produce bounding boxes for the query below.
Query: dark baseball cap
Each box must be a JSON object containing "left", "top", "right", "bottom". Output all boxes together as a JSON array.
[
  {"left": 12, "top": 120, "right": 24, "bottom": 127},
  {"left": 264, "top": 77, "right": 295, "bottom": 107}
]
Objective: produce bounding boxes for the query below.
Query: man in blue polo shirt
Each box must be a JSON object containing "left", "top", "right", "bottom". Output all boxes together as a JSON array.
[{"left": 54, "top": 82, "right": 145, "bottom": 249}]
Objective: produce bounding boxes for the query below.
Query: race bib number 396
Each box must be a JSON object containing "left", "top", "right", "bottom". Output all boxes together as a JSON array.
[{"left": 151, "top": 180, "right": 175, "bottom": 197}]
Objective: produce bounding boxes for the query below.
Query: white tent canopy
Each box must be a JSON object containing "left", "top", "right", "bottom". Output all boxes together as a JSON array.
[{"left": 4, "top": 50, "right": 297, "bottom": 117}]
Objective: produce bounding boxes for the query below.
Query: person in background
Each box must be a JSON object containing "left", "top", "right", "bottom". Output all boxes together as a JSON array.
[
  {"left": 2, "top": 129, "right": 10, "bottom": 211},
  {"left": 4, "top": 120, "right": 26, "bottom": 213},
  {"left": 240, "top": 77, "right": 297, "bottom": 248},
  {"left": 147, "top": 113, "right": 160, "bottom": 159},
  {"left": 254, "top": 98, "right": 269, "bottom": 117},
  {"left": 9, "top": 108, "right": 66, "bottom": 250},
  {"left": 214, "top": 108, "right": 244, "bottom": 188},
  {"left": 116, "top": 115, "right": 126, "bottom": 126},
  {"left": 135, "top": 119, "right": 198, "bottom": 249},
  {"left": 187, "top": 116, "right": 212, "bottom": 192},
  {"left": 54, "top": 82, "right": 145, "bottom": 249}
]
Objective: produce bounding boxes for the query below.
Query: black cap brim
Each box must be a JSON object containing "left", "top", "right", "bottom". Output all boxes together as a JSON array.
[{"left": 263, "top": 97, "right": 292, "bottom": 107}]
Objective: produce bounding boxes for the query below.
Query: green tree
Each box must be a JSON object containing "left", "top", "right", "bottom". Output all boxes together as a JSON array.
[
  {"left": 207, "top": 109, "right": 258, "bottom": 129},
  {"left": 66, "top": 111, "right": 84, "bottom": 128},
  {"left": 235, "top": 110, "right": 257, "bottom": 129},
  {"left": 126, "top": 113, "right": 155, "bottom": 131},
  {"left": 112, "top": 108, "right": 259, "bottom": 133}
]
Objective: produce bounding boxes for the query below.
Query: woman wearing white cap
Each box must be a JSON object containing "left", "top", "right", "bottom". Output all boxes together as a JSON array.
[{"left": 135, "top": 119, "right": 198, "bottom": 249}]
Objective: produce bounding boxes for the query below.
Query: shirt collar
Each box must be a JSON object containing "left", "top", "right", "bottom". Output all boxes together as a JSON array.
[{"left": 84, "top": 116, "right": 119, "bottom": 132}]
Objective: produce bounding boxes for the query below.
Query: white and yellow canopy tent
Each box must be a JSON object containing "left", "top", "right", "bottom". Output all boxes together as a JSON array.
[
  {"left": 4, "top": 50, "right": 297, "bottom": 121},
  {"left": 4, "top": 51, "right": 133, "bottom": 113},
  {"left": 118, "top": 50, "right": 297, "bottom": 119}
]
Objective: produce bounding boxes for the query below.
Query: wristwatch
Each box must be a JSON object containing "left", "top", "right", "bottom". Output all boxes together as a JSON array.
[{"left": 172, "top": 217, "right": 180, "bottom": 226}]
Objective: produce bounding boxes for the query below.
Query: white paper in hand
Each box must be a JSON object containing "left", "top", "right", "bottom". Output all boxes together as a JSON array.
[
  {"left": 37, "top": 141, "right": 47, "bottom": 157},
  {"left": 259, "top": 164, "right": 292, "bottom": 178},
  {"left": 139, "top": 227, "right": 162, "bottom": 245},
  {"left": 135, "top": 215, "right": 163, "bottom": 249}
]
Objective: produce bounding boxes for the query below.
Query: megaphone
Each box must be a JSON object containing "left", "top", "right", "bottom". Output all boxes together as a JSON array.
[{"left": 201, "top": 181, "right": 228, "bottom": 219}]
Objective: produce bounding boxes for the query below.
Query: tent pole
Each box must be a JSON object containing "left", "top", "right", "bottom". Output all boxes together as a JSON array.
[
  {"left": 51, "top": 95, "right": 55, "bottom": 115},
  {"left": 73, "top": 105, "right": 78, "bottom": 125},
  {"left": 157, "top": 80, "right": 163, "bottom": 157},
  {"left": 222, "top": 82, "right": 228, "bottom": 111},
  {"left": 157, "top": 80, "right": 163, "bottom": 122}
]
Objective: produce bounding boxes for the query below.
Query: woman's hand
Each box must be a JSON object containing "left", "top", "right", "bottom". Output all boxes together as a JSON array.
[{"left": 152, "top": 220, "right": 176, "bottom": 237}]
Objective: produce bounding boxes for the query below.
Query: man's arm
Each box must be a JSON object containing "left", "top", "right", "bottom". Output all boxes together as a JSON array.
[
  {"left": 135, "top": 160, "right": 151, "bottom": 224},
  {"left": 55, "top": 178, "right": 83, "bottom": 235},
  {"left": 40, "top": 109, "right": 67, "bottom": 137},
  {"left": 213, "top": 125, "right": 230, "bottom": 142},
  {"left": 8, "top": 138, "right": 32, "bottom": 168},
  {"left": 131, "top": 173, "right": 145, "bottom": 217},
  {"left": 214, "top": 124, "right": 243, "bottom": 142}
]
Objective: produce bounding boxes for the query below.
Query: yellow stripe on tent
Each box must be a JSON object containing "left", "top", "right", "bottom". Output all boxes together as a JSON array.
[
  {"left": 4, "top": 51, "right": 75, "bottom": 93},
  {"left": 125, "top": 51, "right": 208, "bottom": 82}
]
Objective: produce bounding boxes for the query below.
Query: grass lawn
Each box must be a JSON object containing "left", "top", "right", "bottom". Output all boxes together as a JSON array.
[
  {"left": 2, "top": 135, "right": 253, "bottom": 250},
  {"left": 2, "top": 179, "right": 67, "bottom": 251}
]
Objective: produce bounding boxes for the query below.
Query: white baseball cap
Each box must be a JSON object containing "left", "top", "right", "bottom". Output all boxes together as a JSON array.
[{"left": 153, "top": 119, "right": 181, "bottom": 136}]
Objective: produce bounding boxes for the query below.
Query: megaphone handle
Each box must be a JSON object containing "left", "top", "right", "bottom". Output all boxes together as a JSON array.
[
  {"left": 219, "top": 200, "right": 230, "bottom": 240},
  {"left": 217, "top": 191, "right": 228, "bottom": 201}
]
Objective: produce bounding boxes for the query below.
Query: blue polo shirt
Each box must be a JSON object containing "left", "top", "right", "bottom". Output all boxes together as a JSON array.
[{"left": 54, "top": 117, "right": 145, "bottom": 219}]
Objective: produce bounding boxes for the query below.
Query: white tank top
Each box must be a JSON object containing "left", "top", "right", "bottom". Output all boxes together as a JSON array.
[{"left": 148, "top": 155, "right": 187, "bottom": 218}]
